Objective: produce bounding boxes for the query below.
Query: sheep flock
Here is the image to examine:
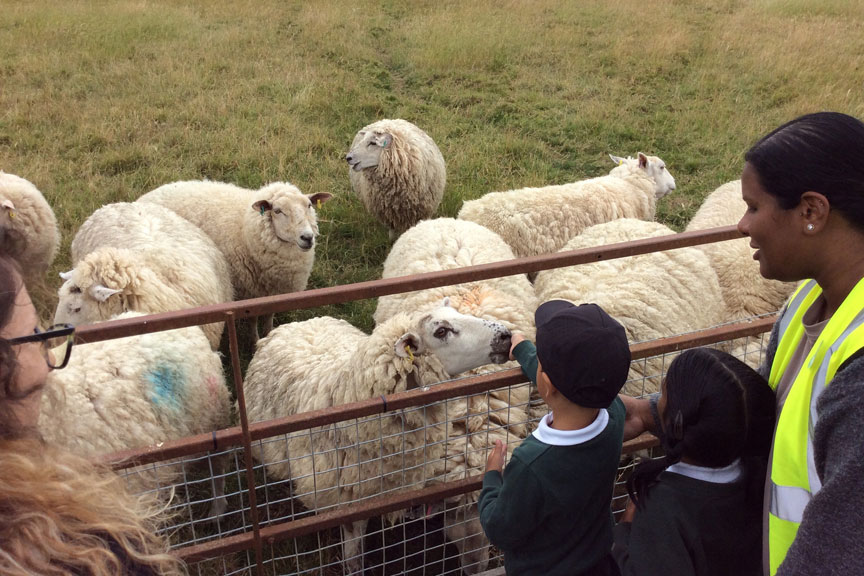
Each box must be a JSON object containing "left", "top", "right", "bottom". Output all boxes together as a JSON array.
[{"left": 7, "top": 119, "right": 786, "bottom": 574}]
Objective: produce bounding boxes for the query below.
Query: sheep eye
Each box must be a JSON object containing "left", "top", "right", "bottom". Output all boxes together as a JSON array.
[
  {"left": 273, "top": 208, "right": 282, "bottom": 215},
  {"left": 433, "top": 327, "right": 449, "bottom": 339},
  {"left": 70, "top": 286, "right": 81, "bottom": 294}
]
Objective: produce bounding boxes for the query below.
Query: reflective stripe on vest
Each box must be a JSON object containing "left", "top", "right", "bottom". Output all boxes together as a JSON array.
[{"left": 767, "top": 277, "right": 864, "bottom": 575}]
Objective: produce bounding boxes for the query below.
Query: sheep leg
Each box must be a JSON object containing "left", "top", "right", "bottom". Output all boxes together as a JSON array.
[
  {"left": 261, "top": 313, "right": 274, "bottom": 337},
  {"left": 444, "top": 503, "right": 490, "bottom": 575},
  {"left": 206, "top": 452, "right": 229, "bottom": 519},
  {"left": 341, "top": 519, "right": 367, "bottom": 575}
]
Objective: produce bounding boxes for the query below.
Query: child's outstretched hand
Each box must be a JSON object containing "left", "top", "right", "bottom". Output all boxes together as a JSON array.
[
  {"left": 508, "top": 333, "right": 526, "bottom": 360},
  {"left": 485, "top": 439, "right": 507, "bottom": 474}
]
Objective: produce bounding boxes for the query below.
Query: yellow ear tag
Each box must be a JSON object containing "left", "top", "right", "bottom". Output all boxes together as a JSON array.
[
  {"left": 8, "top": 210, "right": 15, "bottom": 219},
  {"left": 316, "top": 199, "right": 322, "bottom": 210},
  {"left": 618, "top": 159, "right": 623, "bottom": 166},
  {"left": 404, "top": 345, "right": 415, "bottom": 362}
]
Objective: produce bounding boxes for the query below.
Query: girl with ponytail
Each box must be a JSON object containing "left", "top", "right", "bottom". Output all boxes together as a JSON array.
[{"left": 612, "top": 348, "right": 775, "bottom": 576}]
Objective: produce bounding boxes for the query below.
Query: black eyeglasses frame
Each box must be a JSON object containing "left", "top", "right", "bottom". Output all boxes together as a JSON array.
[{"left": 6, "top": 323, "right": 76, "bottom": 369}]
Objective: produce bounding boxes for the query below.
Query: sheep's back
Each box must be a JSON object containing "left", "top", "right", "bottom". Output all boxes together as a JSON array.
[
  {"left": 457, "top": 173, "right": 656, "bottom": 258},
  {"left": 685, "top": 180, "right": 795, "bottom": 318},
  {"left": 535, "top": 219, "right": 726, "bottom": 394},
  {"left": 244, "top": 316, "right": 364, "bottom": 425},
  {"left": 0, "top": 172, "right": 60, "bottom": 277},
  {"left": 39, "top": 320, "right": 230, "bottom": 457}
]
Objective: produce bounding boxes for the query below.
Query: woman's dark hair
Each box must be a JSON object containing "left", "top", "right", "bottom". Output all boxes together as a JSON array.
[
  {"left": 0, "top": 252, "right": 26, "bottom": 436},
  {"left": 745, "top": 112, "right": 864, "bottom": 229},
  {"left": 626, "top": 348, "right": 775, "bottom": 510}
]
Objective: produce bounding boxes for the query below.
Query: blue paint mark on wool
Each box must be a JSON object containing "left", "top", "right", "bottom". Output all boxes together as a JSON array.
[{"left": 146, "top": 365, "right": 185, "bottom": 411}]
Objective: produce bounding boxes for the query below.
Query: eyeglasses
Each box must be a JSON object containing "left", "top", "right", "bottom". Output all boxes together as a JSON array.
[{"left": 6, "top": 324, "right": 75, "bottom": 369}]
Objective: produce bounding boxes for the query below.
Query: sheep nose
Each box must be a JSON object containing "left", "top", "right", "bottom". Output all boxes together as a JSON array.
[
  {"left": 300, "top": 233, "right": 314, "bottom": 245},
  {"left": 345, "top": 153, "right": 354, "bottom": 163},
  {"left": 494, "top": 327, "right": 512, "bottom": 346}
]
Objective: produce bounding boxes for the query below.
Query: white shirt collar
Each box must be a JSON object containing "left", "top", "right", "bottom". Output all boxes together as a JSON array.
[
  {"left": 531, "top": 409, "right": 609, "bottom": 446},
  {"left": 666, "top": 458, "right": 742, "bottom": 483}
]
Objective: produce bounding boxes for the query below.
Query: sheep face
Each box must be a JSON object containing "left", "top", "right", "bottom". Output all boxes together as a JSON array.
[
  {"left": 345, "top": 129, "right": 392, "bottom": 172},
  {"left": 610, "top": 152, "right": 677, "bottom": 199},
  {"left": 251, "top": 184, "right": 332, "bottom": 251},
  {"left": 395, "top": 304, "right": 512, "bottom": 376},
  {"left": 54, "top": 270, "right": 124, "bottom": 328}
]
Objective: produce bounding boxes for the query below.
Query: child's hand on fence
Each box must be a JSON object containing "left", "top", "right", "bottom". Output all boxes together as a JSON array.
[
  {"left": 485, "top": 439, "right": 507, "bottom": 474},
  {"left": 508, "top": 333, "right": 525, "bottom": 360},
  {"left": 621, "top": 497, "right": 637, "bottom": 523}
]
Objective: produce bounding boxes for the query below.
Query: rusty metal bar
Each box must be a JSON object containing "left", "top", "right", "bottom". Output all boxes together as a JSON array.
[
  {"left": 73, "top": 226, "right": 743, "bottom": 345},
  {"left": 173, "top": 431, "right": 661, "bottom": 563},
  {"left": 226, "top": 313, "right": 264, "bottom": 576},
  {"left": 98, "top": 314, "right": 774, "bottom": 471}
]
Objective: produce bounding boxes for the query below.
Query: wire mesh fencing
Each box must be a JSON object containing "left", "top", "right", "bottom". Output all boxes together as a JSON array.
[{"left": 100, "top": 321, "right": 770, "bottom": 576}]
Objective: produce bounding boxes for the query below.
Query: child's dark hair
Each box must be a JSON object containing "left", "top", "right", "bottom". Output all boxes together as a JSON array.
[{"left": 626, "top": 348, "right": 775, "bottom": 510}]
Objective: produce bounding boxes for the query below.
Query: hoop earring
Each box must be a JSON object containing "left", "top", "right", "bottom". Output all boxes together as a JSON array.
[{"left": 807, "top": 223, "right": 815, "bottom": 231}]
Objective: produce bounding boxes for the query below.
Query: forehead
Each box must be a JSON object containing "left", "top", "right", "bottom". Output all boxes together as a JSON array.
[
  {"left": 272, "top": 192, "right": 309, "bottom": 210},
  {"left": 741, "top": 163, "right": 771, "bottom": 202},
  {"left": 1, "top": 285, "right": 37, "bottom": 338}
]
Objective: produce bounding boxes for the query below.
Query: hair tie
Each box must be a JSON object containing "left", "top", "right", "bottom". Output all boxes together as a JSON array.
[{"left": 672, "top": 410, "right": 684, "bottom": 440}]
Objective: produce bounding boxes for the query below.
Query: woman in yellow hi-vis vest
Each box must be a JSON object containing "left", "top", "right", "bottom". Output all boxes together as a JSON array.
[{"left": 621, "top": 111, "right": 864, "bottom": 575}]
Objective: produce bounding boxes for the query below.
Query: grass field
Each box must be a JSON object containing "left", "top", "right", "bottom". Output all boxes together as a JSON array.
[
  {"left": 3, "top": 1, "right": 863, "bottom": 573},
  {"left": 2, "top": 0, "right": 863, "bottom": 328}
]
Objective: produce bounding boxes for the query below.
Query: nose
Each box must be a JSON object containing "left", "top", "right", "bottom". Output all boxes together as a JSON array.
[
  {"left": 737, "top": 213, "right": 749, "bottom": 236},
  {"left": 494, "top": 327, "right": 512, "bottom": 347},
  {"left": 345, "top": 153, "right": 354, "bottom": 164},
  {"left": 300, "top": 233, "right": 314, "bottom": 245}
]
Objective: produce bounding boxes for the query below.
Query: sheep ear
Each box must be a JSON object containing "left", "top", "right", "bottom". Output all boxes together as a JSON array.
[
  {"left": 1, "top": 199, "right": 14, "bottom": 210},
  {"left": 378, "top": 133, "right": 393, "bottom": 149},
  {"left": 442, "top": 297, "right": 452, "bottom": 308},
  {"left": 252, "top": 200, "right": 272, "bottom": 215},
  {"left": 609, "top": 154, "right": 625, "bottom": 166},
  {"left": 308, "top": 193, "right": 333, "bottom": 208},
  {"left": 89, "top": 284, "right": 122, "bottom": 302},
  {"left": 59, "top": 270, "right": 74, "bottom": 281},
  {"left": 395, "top": 333, "right": 425, "bottom": 358},
  {"left": 638, "top": 152, "right": 648, "bottom": 168}
]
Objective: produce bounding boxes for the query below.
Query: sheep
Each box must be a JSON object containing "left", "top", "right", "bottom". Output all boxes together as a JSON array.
[
  {"left": 138, "top": 180, "right": 331, "bottom": 342},
  {"left": 374, "top": 218, "right": 537, "bottom": 430},
  {"left": 345, "top": 119, "right": 446, "bottom": 237},
  {"left": 685, "top": 179, "right": 797, "bottom": 319},
  {"left": 0, "top": 171, "right": 60, "bottom": 282},
  {"left": 534, "top": 218, "right": 728, "bottom": 396},
  {"left": 54, "top": 202, "right": 232, "bottom": 349},
  {"left": 457, "top": 152, "right": 676, "bottom": 258},
  {"left": 243, "top": 302, "right": 512, "bottom": 575},
  {"left": 39, "top": 313, "right": 232, "bottom": 517}
]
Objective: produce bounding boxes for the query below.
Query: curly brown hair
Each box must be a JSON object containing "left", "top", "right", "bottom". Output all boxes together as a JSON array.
[{"left": 0, "top": 253, "right": 186, "bottom": 576}]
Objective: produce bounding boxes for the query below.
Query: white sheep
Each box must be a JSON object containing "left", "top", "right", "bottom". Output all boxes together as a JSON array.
[
  {"left": 346, "top": 119, "right": 446, "bottom": 237},
  {"left": 39, "top": 313, "right": 232, "bottom": 517},
  {"left": 534, "top": 218, "right": 727, "bottom": 396},
  {"left": 685, "top": 179, "right": 797, "bottom": 319},
  {"left": 374, "top": 218, "right": 537, "bottom": 430},
  {"left": 457, "top": 152, "right": 676, "bottom": 258},
  {"left": 243, "top": 302, "right": 512, "bottom": 574},
  {"left": 54, "top": 202, "right": 232, "bottom": 349},
  {"left": 0, "top": 171, "right": 60, "bottom": 281},
  {"left": 138, "top": 180, "right": 331, "bottom": 341}
]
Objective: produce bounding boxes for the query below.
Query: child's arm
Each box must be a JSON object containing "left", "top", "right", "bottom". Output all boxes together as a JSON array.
[
  {"left": 478, "top": 451, "right": 545, "bottom": 549},
  {"left": 509, "top": 336, "right": 539, "bottom": 386}
]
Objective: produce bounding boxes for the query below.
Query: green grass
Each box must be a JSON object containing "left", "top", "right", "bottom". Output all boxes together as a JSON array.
[
  {"left": 3, "top": 0, "right": 863, "bottom": 326},
  {"left": 4, "top": 1, "right": 863, "bottom": 570}
]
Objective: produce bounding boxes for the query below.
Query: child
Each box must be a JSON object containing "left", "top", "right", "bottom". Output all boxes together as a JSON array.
[
  {"left": 478, "top": 300, "right": 631, "bottom": 576},
  {"left": 612, "top": 347, "right": 775, "bottom": 576}
]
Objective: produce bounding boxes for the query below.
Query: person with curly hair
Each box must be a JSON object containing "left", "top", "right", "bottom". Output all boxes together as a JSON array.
[{"left": 0, "top": 251, "right": 186, "bottom": 576}]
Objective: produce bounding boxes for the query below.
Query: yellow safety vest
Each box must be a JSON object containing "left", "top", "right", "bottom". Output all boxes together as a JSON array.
[{"left": 767, "top": 277, "right": 864, "bottom": 574}]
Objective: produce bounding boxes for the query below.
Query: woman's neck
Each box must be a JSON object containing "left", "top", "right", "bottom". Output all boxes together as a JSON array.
[{"left": 811, "top": 225, "right": 864, "bottom": 319}]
